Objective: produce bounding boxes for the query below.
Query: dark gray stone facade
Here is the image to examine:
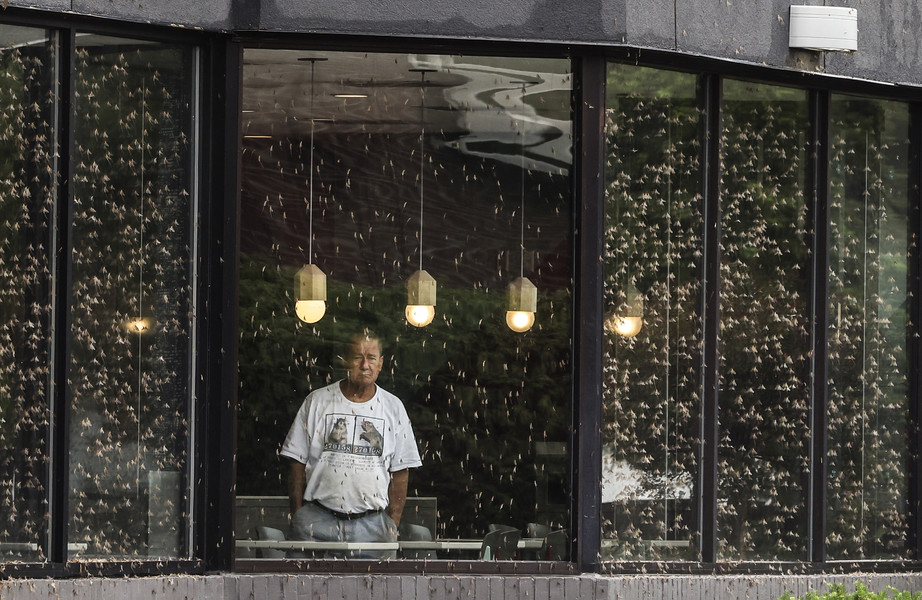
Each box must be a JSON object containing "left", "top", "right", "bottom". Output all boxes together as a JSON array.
[{"left": 9, "top": 0, "right": 921, "bottom": 87}]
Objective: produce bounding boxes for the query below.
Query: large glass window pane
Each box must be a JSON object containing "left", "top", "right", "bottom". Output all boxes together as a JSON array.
[
  {"left": 68, "top": 35, "right": 197, "bottom": 560},
  {"left": 827, "top": 96, "right": 911, "bottom": 560},
  {"left": 237, "top": 51, "right": 573, "bottom": 560},
  {"left": 0, "top": 25, "right": 56, "bottom": 563},
  {"left": 717, "top": 80, "right": 811, "bottom": 561},
  {"left": 602, "top": 64, "right": 701, "bottom": 561}
]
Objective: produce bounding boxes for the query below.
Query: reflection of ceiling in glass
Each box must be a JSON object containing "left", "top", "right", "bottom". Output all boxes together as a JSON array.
[
  {"left": 242, "top": 50, "right": 572, "bottom": 173},
  {"left": 240, "top": 50, "right": 573, "bottom": 295},
  {"left": 0, "top": 24, "right": 51, "bottom": 48},
  {"left": 74, "top": 33, "right": 161, "bottom": 47}
]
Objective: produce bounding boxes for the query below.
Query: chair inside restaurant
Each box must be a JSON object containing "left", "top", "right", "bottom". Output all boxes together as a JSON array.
[
  {"left": 541, "top": 529, "right": 567, "bottom": 561},
  {"left": 480, "top": 528, "right": 522, "bottom": 560},
  {"left": 399, "top": 524, "right": 438, "bottom": 560},
  {"left": 255, "top": 526, "right": 287, "bottom": 559},
  {"left": 525, "top": 523, "right": 550, "bottom": 539}
]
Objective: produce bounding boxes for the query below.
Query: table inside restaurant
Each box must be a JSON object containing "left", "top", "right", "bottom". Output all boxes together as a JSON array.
[
  {"left": 0, "top": 542, "right": 89, "bottom": 555},
  {"left": 236, "top": 537, "right": 545, "bottom": 556}
]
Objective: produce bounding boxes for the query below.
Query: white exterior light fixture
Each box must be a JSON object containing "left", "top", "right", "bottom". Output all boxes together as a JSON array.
[{"left": 789, "top": 6, "right": 857, "bottom": 52}]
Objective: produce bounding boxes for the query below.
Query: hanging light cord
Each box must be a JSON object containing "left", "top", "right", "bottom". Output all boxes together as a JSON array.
[
  {"left": 518, "top": 83, "right": 527, "bottom": 279},
  {"left": 419, "top": 71, "right": 426, "bottom": 272},
  {"left": 137, "top": 80, "right": 146, "bottom": 498},
  {"left": 309, "top": 60, "right": 316, "bottom": 263},
  {"left": 139, "top": 83, "right": 145, "bottom": 326}
]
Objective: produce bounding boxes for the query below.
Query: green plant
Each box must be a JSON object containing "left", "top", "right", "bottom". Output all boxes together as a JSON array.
[{"left": 780, "top": 582, "right": 922, "bottom": 600}]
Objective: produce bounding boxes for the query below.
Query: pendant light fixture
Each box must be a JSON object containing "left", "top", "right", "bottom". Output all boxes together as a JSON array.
[
  {"left": 295, "top": 57, "right": 328, "bottom": 324},
  {"left": 506, "top": 82, "right": 538, "bottom": 333},
  {"left": 405, "top": 68, "right": 437, "bottom": 328}
]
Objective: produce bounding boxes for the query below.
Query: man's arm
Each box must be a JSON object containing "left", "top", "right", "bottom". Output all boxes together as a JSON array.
[
  {"left": 288, "top": 459, "right": 306, "bottom": 517},
  {"left": 386, "top": 468, "right": 409, "bottom": 527}
]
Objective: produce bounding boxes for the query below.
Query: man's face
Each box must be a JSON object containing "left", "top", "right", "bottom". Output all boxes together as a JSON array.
[{"left": 344, "top": 339, "right": 383, "bottom": 386}]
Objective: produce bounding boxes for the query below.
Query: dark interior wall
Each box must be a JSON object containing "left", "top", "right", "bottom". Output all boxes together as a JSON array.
[{"left": 10, "top": 1, "right": 920, "bottom": 104}]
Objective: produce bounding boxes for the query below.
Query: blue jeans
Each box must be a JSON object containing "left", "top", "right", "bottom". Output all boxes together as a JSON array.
[{"left": 290, "top": 502, "right": 397, "bottom": 559}]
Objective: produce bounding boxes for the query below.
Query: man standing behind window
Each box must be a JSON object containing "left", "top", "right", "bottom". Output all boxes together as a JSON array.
[{"left": 281, "top": 330, "right": 422, "bottom": 558}]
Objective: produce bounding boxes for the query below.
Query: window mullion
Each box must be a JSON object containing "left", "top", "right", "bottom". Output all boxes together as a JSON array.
[
  {"left": 199, "top": 36, "right": 242, "bottom": 572},
  {"left": 573, "top": 53, "right": 606, "bottom": 574},
  {"left": 48, "top": 25, "right": 76, "bottom": 567},
  {"left": 699, "top": 73, "right": 721, "bottom": 564},
  {"left": 808, "top": 89, "right": 831, "bottom": 564}
]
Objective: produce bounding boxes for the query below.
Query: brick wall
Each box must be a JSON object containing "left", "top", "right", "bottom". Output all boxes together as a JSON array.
[{"left": 3, "top": 573, "right": 922, "bottom": 600}]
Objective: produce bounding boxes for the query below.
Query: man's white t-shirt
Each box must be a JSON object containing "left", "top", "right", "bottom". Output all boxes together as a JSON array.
[{"left": 280, "top": 381, "right": 422, "bottom": 514}]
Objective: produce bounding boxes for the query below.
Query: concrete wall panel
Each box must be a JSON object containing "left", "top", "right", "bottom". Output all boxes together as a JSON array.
[
  {"left": 620, "top": 0, "right": 674, "bottom": 49},
  {"left": 8, "top": 0, "right": 234, "bottom": 31},
  {"left": 2, "top": 572, "right": 922, "bottom": 600},
  {"left": 6, "top": 0, "right": 922, "bottom": 86},
  {"left": 673, "top": 0, "right": 920, "bottom": 85},
  {"left": 825, "top": 0, "right": 922, "bottom": 85},
  {"left": 259, "top": 0, "right": 614, "bottom": 44},
  {"left": 677, "top": 0, "right": 792, "bottom": 66},
  {"left": 7, "top": 0, "right": 71, "bottom": 12}
]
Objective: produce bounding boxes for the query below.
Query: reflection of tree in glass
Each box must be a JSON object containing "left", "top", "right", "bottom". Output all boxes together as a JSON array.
[
  {"left": 67, "top": 43, "right": 193, "bottom": 559},
  {"left": 237, "top": 260, "right": 572, "bottom": 539},
  {"left": 0, "top": 35, "right": 55, "bottom": 561},
  {"left": 717, "top": 85, "right": 811, "bottom": 561},
  {"left": 826, "top": 98, "right": 910, "bottom": 560},
  {"left": 602, "top": 67, "right": 702, "bottom": 561},
  {"left": 236, "top": 62, "right": 574, "bottom": 541}
]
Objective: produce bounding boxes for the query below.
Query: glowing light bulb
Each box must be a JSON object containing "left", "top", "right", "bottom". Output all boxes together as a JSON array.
[
  {"left": 405, "top": 304, "right": 435, "bottom": 328},
  {"left": 608, "top": 284, "right": 644, "bottom": 338},
  {"left": 405, "top": 269, "right": 436, "bottom": 327},
  {"left": 609, "top": 315, "right": 643, "bottom": 338},
  {"left": 505, "top": 276, "right": 537, "bottom": 333},
  {"left": 295, "top": 299, "right": 326, "bottom": 324},
  {"left": 124, "top": 317, "right": 151, "bottom": 333},
  {"left": 505, "top": 310, "right": 535, "bottom": 333}
]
